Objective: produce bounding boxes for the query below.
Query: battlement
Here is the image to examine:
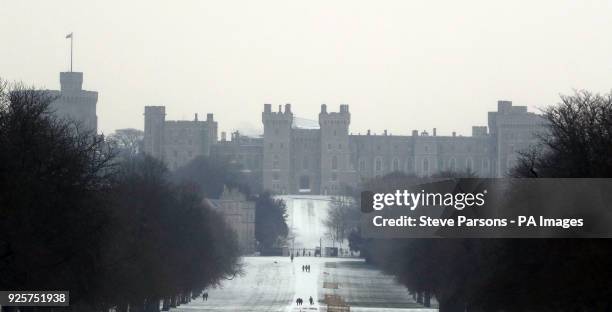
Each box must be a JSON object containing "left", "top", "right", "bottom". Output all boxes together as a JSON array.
[
  {"left": 319, "top": 104, "right": 351, "bottom": 125},
  {"left": 262, "top": 103, "right": 293, "bottom": 124}
]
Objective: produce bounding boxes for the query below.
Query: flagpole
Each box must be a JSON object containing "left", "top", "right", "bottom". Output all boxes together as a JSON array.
[{"left": 70, "top": 34, "right": 73, "bottom": 72}]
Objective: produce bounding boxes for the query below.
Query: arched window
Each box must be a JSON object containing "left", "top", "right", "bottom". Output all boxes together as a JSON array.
[
  {"left": 449, "top": 158, "right": 456, "bottom": 171},
  {"left": 405, "top": 158, "right": 413, "bottom": 173},
  {"left": 359, "top": 159, "right": 366, "bottom": 171},
  {"left": 392, "top": 158, "right": 400, "bottom": 171},
  {"left": 331, "top": 155, "right": 338, "bottom": 170},
  {"left": 482, "top": 158, "right": 490, "bottom": 171},
  {"left": 374, "top": 157, "right": 383, "bottom": 172},
  {"left": 466, "top": 157, "right": 473, "bottom": 172},
  {"left": 422, "top": 158, "right": 430, "bottom": 176}
]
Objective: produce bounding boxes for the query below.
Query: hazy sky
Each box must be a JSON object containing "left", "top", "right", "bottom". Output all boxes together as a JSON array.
[{"left": 2, "top": 0, "right": 611, "bottom": 136}]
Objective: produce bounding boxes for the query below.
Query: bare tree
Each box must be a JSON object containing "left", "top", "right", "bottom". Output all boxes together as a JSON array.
[{"left": 107, "top": 128, "right": 144, "bottom": 158}]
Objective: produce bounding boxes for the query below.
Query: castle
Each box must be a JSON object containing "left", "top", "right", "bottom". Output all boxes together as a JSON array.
[
  {"left": 47, "top": 72, "right": 98, "bottom": 133},
  {"left": 144, "top": 101, "right": 546, "bottom": 195}
]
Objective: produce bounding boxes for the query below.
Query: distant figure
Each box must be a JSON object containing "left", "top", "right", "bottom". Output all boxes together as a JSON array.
[
  {"left": 291, "top": 253, "right": 294, "bottom": 262},
  {"left": 303, "top": 248, "right": 306, "bottom": 256},
  {"left": 309, "top": 296, "right": 314, "bottom": 305},
  {"left": 296, "top": 298, "right": 303, "bottom": 306},
  {"left": 202, "top": 292, "right": 208, "bottom": 301},
  {"left": 302, "top": 265, "right": 305, "bottom": 272}
]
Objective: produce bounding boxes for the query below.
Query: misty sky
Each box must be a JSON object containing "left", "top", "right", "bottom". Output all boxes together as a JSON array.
[{"left": 2, "top": 0, "right": 611, "bottom": 136}]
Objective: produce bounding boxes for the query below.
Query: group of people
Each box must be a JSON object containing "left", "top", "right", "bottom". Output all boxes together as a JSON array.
[
  {"left": 295, "top": 296, "right": 314, "bottom": 306},
  {"left": 301, "top": 264, "right": 311, "bottom": 272}
]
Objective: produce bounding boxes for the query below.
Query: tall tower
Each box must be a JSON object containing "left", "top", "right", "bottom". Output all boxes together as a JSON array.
[
  {"left": 50, "top": 72, "right": 98, "bottom": 133},
  {"left": 262, "top": 104, "right": 293, "bottom": 194},
  {"left": 144, "top": 106, "right": 166, "bottom": 160},
  {"left": 319, "top": 104, "right": 352, "bottom": 195}
]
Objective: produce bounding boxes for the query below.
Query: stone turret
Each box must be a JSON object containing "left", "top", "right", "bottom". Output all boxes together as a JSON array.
[
  {"left": 319, "top": 104, "right": 353, "bottom": 194},
  {"left": 262, "top": 103, "right": 294, "bottom": 194}
]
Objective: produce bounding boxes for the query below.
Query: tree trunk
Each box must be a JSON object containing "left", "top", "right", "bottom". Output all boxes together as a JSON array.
[
  {"left": 117, "top": 303, "right": 129, "bottom": 312},
  {"left": 161, "top": 298, "right": 170, "bottom": 311},
  {"left": 417, "top": 292, "right": 423, "bottom": 304},
  {"left": 144, "top": 298, "right": 160, "bottom": 312},
  {"left": 170, "top": 296, "right": 177, "bottom": 308},
  {"left": 438, "top": 297, "right": 465, "bottom": 312},
  {"left": 424, "top": 292, "right": 432, "bottom": 307}
]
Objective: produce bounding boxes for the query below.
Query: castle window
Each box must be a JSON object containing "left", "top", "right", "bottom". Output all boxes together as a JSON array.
[
  {"left": 299, "top": 176, "right": 310, "bottom": 191},
  {"left": 374, "top": 157, "right": 383, "bottom": 172},
  {"left": 273, "top": 155, "right": 279, "bottom": 169},
  {"left": 405, "top": 158, "right": 413, "bottom": 173},
  {"left": 359, "top": 159, "right": 366, "bottom": 171},
  {"left": 482, "top": 158, "right": 490, "bottom": 171},
  {"left": 392, "top": 158, "right": 400, "bottom": 171},
  {"left": 449, "top": 158, "right": 456, "bottom": 171},
  {"left": 331, "top": 155, "right": 338, "bottom": 170},
  {"left": 422, "top": 158, "right": 430, "bottom": 176},
  {"left": 466, "top": 158, "right": 474, "bottom": 172}
]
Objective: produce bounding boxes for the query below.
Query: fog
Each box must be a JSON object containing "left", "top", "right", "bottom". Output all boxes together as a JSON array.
[{"left": 2, "top": 0, "right": 612, "bottom": 136}]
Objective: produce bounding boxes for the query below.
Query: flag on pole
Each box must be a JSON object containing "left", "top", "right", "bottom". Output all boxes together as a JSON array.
[{"left": 65, "top": 33, "right": 73, "bottom": 39}]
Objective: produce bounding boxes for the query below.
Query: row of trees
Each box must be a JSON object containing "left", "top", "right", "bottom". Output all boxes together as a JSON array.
[
  {"left": 348, "top": 91, "right": 612, "bottom": 311},
  {"left": 0, "top": 81, "right": 241, "bottom": 311}
]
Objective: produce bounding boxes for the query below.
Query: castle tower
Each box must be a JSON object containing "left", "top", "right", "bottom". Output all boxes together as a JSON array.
[
  {"left": 319, "top": 104, "right": 352, "bottom": 194},
  {"left": 144, "top": 106, "right": 166, "bottom": 159},
  {"left": 262, "top": 103, "right": 293, "bottom": 194},
  {"left": 50, "top": 72, "right": 98, "bottom": 133}
]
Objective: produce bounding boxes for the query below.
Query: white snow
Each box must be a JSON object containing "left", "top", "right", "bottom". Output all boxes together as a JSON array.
[{"left": 171, "top": 195, "right": 437, "bottom": 312}]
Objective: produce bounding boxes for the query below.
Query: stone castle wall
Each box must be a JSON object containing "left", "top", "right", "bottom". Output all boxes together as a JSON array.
[{"left": 144, "top": 100, "right": 546, "bottom": 195}]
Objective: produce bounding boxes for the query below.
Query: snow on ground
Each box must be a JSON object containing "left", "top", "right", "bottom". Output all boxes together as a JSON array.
[
  {"left": 171, "top": 256, "right": 437, "bottom": 312},
  {"left": 172, "top": 257, "right": 294, "bottom": 312},
  {"left": 279, "top": 195, "right": 334, "bottom": 250},
  {"left": 172, "top": 196, "right": 436, "bottom": 311}
]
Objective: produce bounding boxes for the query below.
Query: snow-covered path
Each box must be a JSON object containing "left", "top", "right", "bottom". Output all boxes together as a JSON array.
[
  {"left": 172, "top": 195, "right": 436, "bottom": 311},
  {"left": 171, "top": 256, "right": 437, "bottom": 312},
  {"left": 287, "top": 256, "right": 321, "bottom": 312}
]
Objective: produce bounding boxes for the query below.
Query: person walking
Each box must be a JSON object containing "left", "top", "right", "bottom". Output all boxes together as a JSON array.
[
  {"left": 291, "top": 253, "right": 294, "bottom": 263},
  {"left": 202, "top": 292, "right": 208, "bottom": 301},
  {"left": 309, "top": 296, "right": 314, "bottom": 305},
  {"left": 302, "top": 265, "right": 305, "bottom": 272}
]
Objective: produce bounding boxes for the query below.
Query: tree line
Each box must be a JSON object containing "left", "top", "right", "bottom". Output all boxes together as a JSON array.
[
  {"left": 346, "top": 91, "right": 612, "bottom": 311},
  {"left": 0, "top": 81, "right": 242, "bottom": 311}
]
